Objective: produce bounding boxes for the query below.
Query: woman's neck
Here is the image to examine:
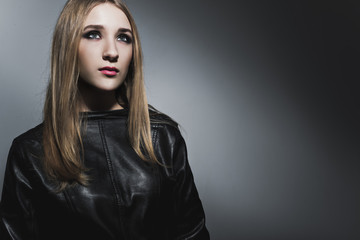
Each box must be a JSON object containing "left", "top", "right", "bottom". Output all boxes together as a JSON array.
[{"left": 78, "top": 81, "right": 123, "bottom": 112}]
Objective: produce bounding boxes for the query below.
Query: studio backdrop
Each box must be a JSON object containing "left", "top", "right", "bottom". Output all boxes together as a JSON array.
[{"left": 0, "top": 1, "right": 359, "bottom": 239}]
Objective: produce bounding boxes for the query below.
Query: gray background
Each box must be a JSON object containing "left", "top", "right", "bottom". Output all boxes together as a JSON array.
[{"left": 1, "top": 0, "right": 359, "bottom": 239}]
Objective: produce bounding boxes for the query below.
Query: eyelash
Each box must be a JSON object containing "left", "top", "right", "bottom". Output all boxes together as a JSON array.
[
  {"left": 83, "top": 31, "right": 101, "bottom": 40},
  {"left": 83, "top": 31, "right": 132, "bottom": 43},
  {"left": 117, "top": 34, "right": 132, "bottom": 43}
]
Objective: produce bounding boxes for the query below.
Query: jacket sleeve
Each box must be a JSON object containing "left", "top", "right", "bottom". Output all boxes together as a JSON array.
[
  {"left": 170, "top": 129, "right": 210, "bottom": 240},
  {"left": 0, "top": 140, "right": 37, "bottom": 240}
]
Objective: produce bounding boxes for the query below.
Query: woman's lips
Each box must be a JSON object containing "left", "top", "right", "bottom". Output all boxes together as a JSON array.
[{"left": 99, "top": 67, "right": 119, "bottom": 76}]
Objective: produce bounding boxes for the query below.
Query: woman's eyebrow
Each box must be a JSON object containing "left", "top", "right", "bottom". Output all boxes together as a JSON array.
[
  {"left": 119, "top": 28, "right": 132, "bottom": 33},
  {"left": 83, "top": 24, "right": 132, "bottom": 35},
  {"left": 83, "top": 24, "right": 104, "bottom": 31},
  {"left": 118, "top": 28, "right": 133, "bottom": 36}
]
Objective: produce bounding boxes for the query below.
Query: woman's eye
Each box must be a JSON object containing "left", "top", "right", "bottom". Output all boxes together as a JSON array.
[
  {"left": 117, "top": 34, "right": 132, "bottom": 43},
  {"left": 83, "top": 31, "right": 101, "bottom": 39}
]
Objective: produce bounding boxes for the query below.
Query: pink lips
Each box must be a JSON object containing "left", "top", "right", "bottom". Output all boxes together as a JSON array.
[{"left": 99, "top": 66, "right": 119, "bottom": 76}]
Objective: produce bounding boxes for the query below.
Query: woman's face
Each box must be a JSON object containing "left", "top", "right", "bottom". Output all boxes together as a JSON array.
[{"left": 78, "top": 3, "right": 133, "bottom": 92}]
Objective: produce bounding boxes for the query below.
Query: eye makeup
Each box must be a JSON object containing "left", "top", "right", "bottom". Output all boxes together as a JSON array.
[
  {"left": 82, "top": 25, "right": 133, "bottom": 44},
  {"left": 83, "top": 30, "right": 101, "bottom": 39},
  {"left": 117, "top": 33, "right": 132, "bottom": 43}
]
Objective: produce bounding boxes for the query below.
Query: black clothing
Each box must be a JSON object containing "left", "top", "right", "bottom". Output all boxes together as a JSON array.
[{"left": 0, "top": 109, "right": 209, "bottom": 239}]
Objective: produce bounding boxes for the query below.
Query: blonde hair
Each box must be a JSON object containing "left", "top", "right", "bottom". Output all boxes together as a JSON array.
[{"left": 43, "top": 0, "right": 157, "bottom": 190}]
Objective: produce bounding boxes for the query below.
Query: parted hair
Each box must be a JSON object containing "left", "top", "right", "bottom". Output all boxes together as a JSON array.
[{"left": 43, "top": 0, "right": 158, "bottom": 190}]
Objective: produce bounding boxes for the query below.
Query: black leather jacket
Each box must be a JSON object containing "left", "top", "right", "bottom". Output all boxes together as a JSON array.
[{"left": 0, "top": 109, "right": 209, "bottom": 240}]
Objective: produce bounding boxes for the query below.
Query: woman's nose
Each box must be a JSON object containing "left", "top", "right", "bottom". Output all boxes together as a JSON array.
[{"left": 102, "top": 39, "right": 119, "bottom": 62}]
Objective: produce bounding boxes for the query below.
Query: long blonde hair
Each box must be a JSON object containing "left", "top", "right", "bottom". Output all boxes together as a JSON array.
[{"left": 43, "top": 0, "right": 157, "bottom": 190}]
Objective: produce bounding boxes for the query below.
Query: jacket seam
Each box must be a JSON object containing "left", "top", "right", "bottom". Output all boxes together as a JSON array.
[
  {"left": 98, "top": 120, "right": 127, "bottom": 238},
  {"left": 151, "top": 123, "right": 159, "bottom": 148},
  {"left": 62, "top": 190, "right": 76, "bottom": 213},
  {"left": 151, "top": 124, "right": 162, "bottom": 199},
  {"left": 99, "top": 120, "right": 121, "bottom": 208}
]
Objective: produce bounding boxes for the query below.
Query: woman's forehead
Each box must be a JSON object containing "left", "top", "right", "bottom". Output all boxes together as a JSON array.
[{"left": 83, "top": 3, "right": 131, "bottom": 30}]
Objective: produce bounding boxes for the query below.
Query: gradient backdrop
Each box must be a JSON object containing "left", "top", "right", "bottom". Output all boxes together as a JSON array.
[{"left": 0, "top": 0, "right": 359, "bottom": 239}]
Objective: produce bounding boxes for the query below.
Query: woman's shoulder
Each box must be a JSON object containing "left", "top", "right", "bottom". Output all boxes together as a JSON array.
[
  {"left": 12, "top": 123, "right": 44, "bottom": 148},
  {"left": 149, "top": 108, "right": 188, "bottom": 172},
  {"left": 6, "top": 124, "right": 44, "bottom": 176},
  {"left": 149, "top": 107, "right": 185, "bottom": 150},
  {"left": 149, "top": 107, "right": 180, "bottom": 135},
  {"left": 149, "top": 105, "right": 178, "bottom": 128}
]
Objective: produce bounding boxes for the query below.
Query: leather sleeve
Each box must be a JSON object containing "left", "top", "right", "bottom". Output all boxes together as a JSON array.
[
  {"left": 169, "top": 128, "right": 210, "bottom": 240},
  {"left": 0, "top": 140, "right": 37, "bottom": 240}
]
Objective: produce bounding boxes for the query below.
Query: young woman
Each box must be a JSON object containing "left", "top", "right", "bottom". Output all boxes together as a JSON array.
[{"left": 0, "top": 0, "right": 209, "bottom": 239}]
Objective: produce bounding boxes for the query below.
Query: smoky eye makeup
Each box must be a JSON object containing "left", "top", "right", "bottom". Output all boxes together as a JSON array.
[
  {"left": 83, "top": 30, "right": 101, "bottom": 39},
  {"left": 117, "top": 33, "right": 132, "bottom": 43},
  {"left": 81, "top": 25, "right": 133, "bottom": 43}
]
